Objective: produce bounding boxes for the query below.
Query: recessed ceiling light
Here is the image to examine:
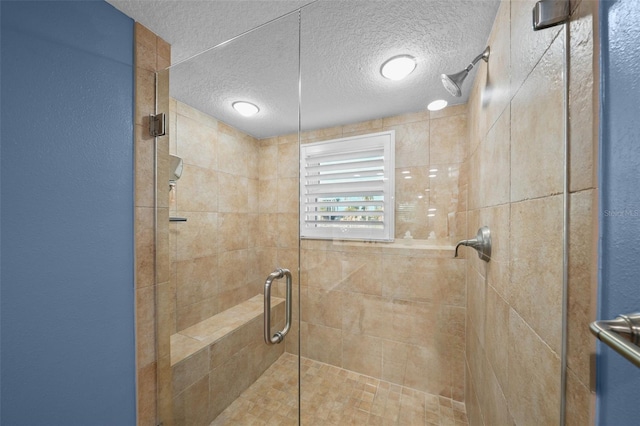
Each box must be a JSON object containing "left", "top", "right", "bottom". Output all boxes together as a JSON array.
[
  {"left": 427, "top": 99, "right": 448, "bottom": 111},
  {"left": 232, "top": 101, "right": 260, "bottom": 117},
  {"left": 380, "top": 55, "right": 417, "bottom": 81}
]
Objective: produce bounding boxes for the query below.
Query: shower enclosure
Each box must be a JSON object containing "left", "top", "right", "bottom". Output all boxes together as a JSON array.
[{"left": 152, "top": 2, "right": 510, "bottom": 425}]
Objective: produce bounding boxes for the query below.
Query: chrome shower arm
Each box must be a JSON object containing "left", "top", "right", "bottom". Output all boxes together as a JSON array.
[{"left": 465, "top": 46, "right": 491, "bottom": 72}]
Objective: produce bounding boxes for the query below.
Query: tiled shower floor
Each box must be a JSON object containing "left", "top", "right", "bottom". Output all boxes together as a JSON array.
[{"left": 210, "top": 353, "right": 468, "bottom": 425}]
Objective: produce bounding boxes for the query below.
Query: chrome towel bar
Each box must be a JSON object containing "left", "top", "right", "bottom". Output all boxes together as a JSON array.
[
  {"left": 264, "top": 268, "right": 292, "bottom": 345},
  {"left": 590, "top": 313, "right": 640, "bottom": 368}
]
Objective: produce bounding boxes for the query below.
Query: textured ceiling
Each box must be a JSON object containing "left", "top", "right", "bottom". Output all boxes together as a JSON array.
[{"left": 108, "top": 0, "right": 500, "bottom": 139}]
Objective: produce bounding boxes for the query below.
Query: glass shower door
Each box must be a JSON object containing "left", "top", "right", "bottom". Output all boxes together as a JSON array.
[
  {"left": 297, "top": 2, "right": 471, "bottom": 424},
  {"left": 155, "top": 12, "right": 301, "bottom": 426}
]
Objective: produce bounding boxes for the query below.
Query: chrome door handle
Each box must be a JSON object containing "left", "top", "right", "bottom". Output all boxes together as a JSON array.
[
  {"left": 590, "top": 312, "right": 640, "bottom": 368},
  {"left": 264, "top": 268, "right": 292, "bottom": 345}
]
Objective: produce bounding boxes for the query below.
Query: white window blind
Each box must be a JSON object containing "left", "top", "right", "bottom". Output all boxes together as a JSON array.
[{"left": 300, "top": 130, "right": 395, "bottom": 241}]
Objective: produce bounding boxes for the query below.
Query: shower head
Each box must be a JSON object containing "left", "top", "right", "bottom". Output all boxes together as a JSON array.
[
  {"left": 440, "top": 46, "right": 490, "bottom": 97},
  {"left": 441, "top": 70, "right": 469, "bottom": 97}
]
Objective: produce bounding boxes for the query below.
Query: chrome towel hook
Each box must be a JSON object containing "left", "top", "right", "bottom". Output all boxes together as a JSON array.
[{"left": 455, "top": 226, "right": 492, "bottom": 262}]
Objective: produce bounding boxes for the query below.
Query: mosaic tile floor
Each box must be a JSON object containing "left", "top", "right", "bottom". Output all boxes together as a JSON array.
[{"left": 211, "top": 353, "right": 468, "bottom": 425}]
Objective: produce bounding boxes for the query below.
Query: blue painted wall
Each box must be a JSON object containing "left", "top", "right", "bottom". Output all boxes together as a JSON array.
[
  {"left": 0, "top": 2, "right": 136, "bottom": 425},
  {"left": 597, "top": 0, "right": 640, "bottom": 424}
]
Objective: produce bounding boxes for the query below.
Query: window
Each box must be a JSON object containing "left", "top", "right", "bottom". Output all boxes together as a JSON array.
[{"left": 300, "top": 130, "right": 395, "bottom": 241}]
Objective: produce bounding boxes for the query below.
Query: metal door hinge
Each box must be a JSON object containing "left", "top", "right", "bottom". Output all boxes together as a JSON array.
[
  {"left": 532, "top": 0, "right": 570, "bottom": 31},
  {"left": 149, "top": 113, "right": 166, "bottom": 137}
]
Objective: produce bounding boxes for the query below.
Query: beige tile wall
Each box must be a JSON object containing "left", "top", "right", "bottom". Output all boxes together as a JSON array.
[
  {"left": 134, "top": 23, "right": 173, "bottom": 426},
  {"left": 300, "top": 242, "right": 466, "bottom": 400},
  {"left": 463, "top": 1, "right": 598, "bottom": 425},
  {"left": 257, "top": 132, "right": 301, "bottom": 357},
  {"left": 169, "top": 100, "right": 265, "bottom": 331},
  {"left": 259, "top": 106, "right": 470, "bottom": 401}
]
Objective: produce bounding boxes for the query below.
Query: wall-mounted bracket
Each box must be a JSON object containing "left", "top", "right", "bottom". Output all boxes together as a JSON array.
[
  {"left": 591, "top": 313, "right": 640, "bottom": 368},
  {"left": 149, "top": 113, "right": 166, "bottom": 137},
  {"left": 532, "top": 0, "right": 570, "bottom": 31}
]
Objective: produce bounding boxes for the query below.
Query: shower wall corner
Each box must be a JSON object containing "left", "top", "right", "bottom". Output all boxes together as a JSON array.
[{"left": 133, "top": 21, "right": 174, "bottom": 426}]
